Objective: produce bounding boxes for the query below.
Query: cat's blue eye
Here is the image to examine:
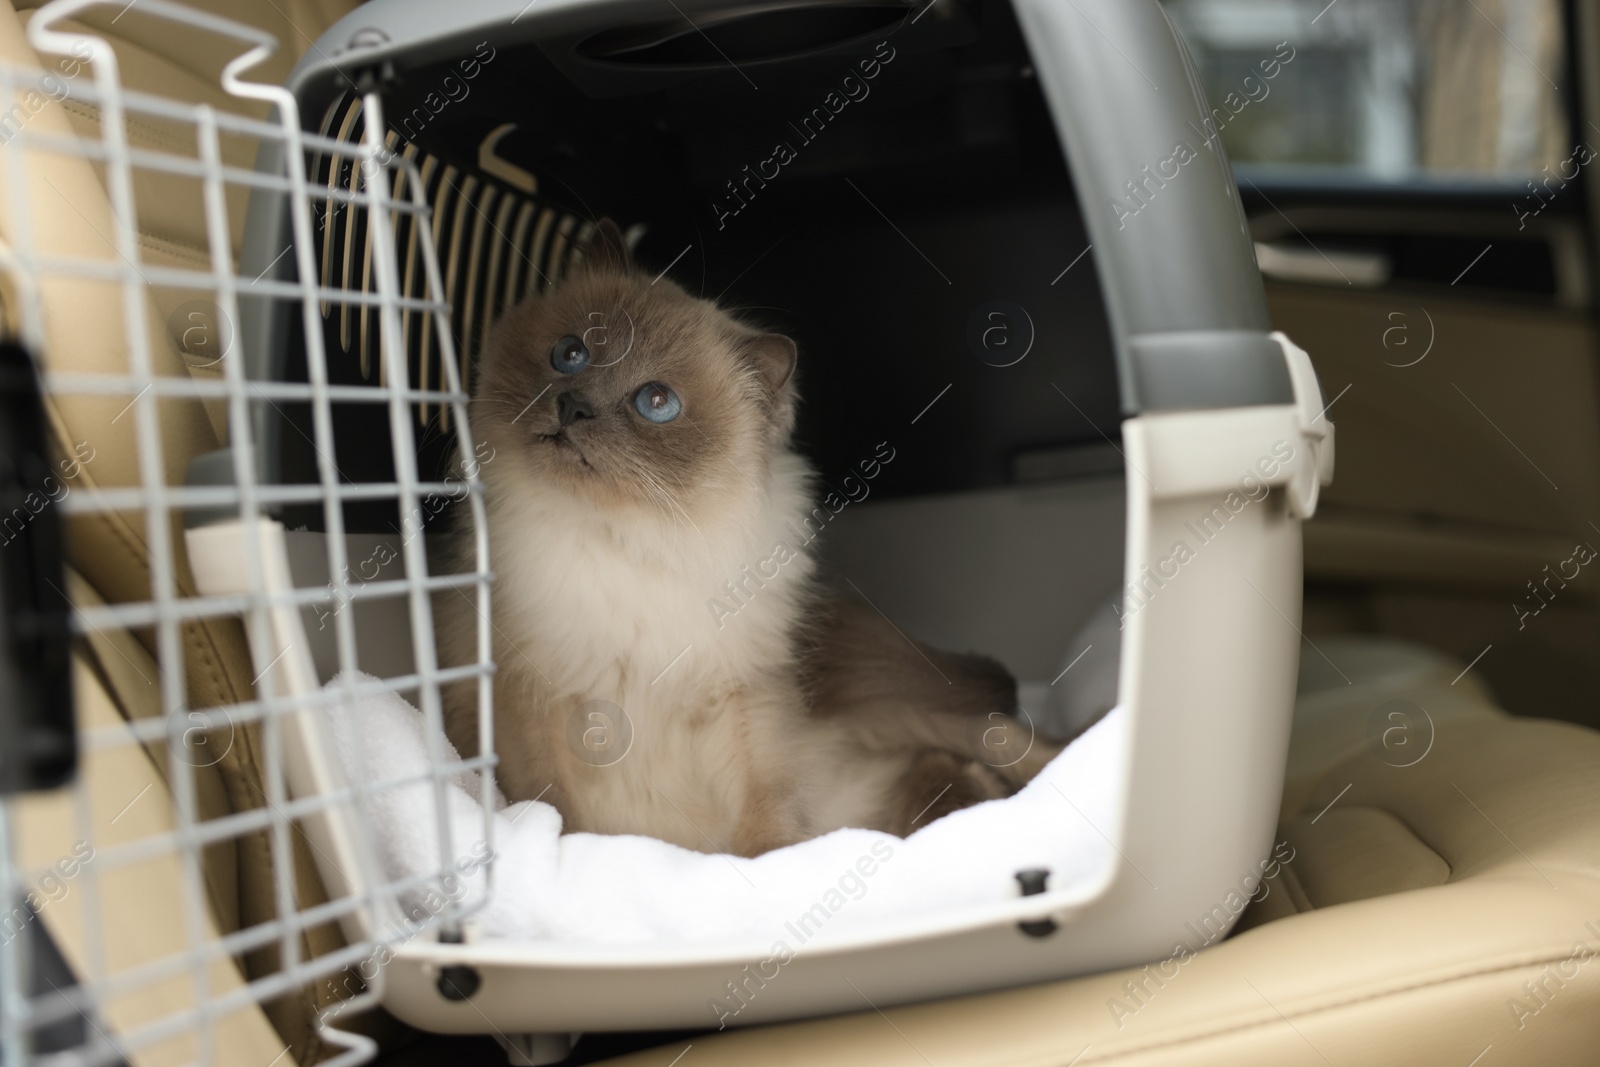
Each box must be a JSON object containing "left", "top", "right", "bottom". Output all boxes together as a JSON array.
[
  {"left": 551, "top": 335, "right": 589, "bottom": 375},
  {"left": 633, "top": 382, "right": 681, "bottom": 423}
]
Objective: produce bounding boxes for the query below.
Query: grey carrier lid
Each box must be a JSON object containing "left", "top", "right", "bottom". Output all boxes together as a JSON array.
[{"left": 242, "top": 0, "right": 1289, "bottom": 439}]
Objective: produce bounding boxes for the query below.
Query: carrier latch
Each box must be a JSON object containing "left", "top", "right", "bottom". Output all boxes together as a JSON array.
[
  {"left": 1015, "top": 868, "right": 1058, "bottom": 938},
  {"left": 1272, "top": 332, "right": 1335, "bottom": 520}
]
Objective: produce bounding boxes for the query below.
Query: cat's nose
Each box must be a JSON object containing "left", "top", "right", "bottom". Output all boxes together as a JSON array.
[{"left": 557, "top": 390, "right": 595, "bottom": 427}]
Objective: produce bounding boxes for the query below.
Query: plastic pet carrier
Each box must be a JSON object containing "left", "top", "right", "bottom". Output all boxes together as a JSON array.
[{"left": 0, "top": 0, "right": 1334, "bottom": 1062}]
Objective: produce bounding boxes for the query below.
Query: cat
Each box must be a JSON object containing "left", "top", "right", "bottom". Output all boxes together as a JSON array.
[{"left": 437, "top": 219, "right": 1058, "bottom": 857}]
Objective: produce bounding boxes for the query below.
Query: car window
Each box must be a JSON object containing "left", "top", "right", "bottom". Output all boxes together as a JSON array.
[{"left": 1159, "top": 0, "right": 1570, "bottom": 182}]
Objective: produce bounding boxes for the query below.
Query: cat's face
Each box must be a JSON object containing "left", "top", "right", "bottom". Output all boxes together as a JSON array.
[{"left": 473, "top": 222, "right": 797, "bottom": 516}]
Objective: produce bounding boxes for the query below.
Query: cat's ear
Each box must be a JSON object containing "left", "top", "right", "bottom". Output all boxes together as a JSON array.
[
  {"left": 581, "top": 217, "right": 632, "bottom": 273},
  {"left": 745, "top": 332, "right": 797, "bottom": 393}
]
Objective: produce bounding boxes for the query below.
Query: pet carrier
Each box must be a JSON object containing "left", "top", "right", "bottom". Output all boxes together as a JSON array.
[
  {"left": 234, "top": 0, "right": 1333, "bottom": 1056},
  {"left": 0, "top": 0, "right": 1334, "bottom": 1062}
]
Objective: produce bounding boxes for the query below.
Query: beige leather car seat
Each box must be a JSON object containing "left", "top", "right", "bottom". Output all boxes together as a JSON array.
[{"left": 6, "top": 2, "right": 1600, "bottom": 1065}]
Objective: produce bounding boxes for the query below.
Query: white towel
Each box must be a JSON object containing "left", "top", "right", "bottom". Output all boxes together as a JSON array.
[{"left": 322, "top": 670, "right": 1128, "bottom": 947}]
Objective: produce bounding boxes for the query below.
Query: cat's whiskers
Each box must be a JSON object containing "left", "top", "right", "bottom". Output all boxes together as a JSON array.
[
  {"left": 635, "top": 472, "right": 675, "bottom": 528},
  {"left": 636, "top": 466, "right": 705, "bottom": 550},
  {"left": 652, "top": 487, "right": 691, "bottom": 558},
  {"left": 615, "top": 457, "right": 677, "bottom": 532},
  {"left": 655, "top": 474, "right": 705, "bottom": 542},
  {"left": 470, "top": 391, "right": 522, "bottom": 409},
  {"left": 678, "top": 411, "right": 765, "bottom": 498},
  {"left": 622, "top": 458, "right": 701, "bottom": 560}
]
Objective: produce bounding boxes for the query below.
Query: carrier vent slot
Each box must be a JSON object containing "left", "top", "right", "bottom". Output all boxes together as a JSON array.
[{"left": 308, "top": 96, "right": 595, "bottom": 432}]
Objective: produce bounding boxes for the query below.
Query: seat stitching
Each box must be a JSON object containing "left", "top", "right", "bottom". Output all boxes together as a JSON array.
[
  {"left": 1293, "top": 793, "right": 1458, "bottom": 881},
  {"left": 1286, "top": 804, "right": 1453, "bottom": 907},
  {"left": 138, "top": 231, "right": 211, "bottom": 267},
  {"left": 61, "top": 98, "right": 198, "bottom": 156},
  {"left": 1335, "top": 802, "right": 1600, "bottom": 886},
  {"left": 1291, "top": 719, "right": 1600, "bottom": 885},
  {"left": 1369, "top": 804, "right": 1454, "bottom": 880},
  {"left": 1056, "top": 945, "right": 1597, "bottom": 1065}
]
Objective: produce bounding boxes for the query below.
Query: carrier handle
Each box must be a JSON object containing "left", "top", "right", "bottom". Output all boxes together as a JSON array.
[{"left": 1013, "top": 0, "right": 1290, "bottom": 414}]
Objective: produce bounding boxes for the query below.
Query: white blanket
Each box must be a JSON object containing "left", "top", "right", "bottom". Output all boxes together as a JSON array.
[{"left": 323, "top": 671, "right": 1127, "bottom": 947}]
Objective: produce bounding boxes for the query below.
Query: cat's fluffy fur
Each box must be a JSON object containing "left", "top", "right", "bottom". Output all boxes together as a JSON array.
[{"left": 438, "top": 221, "right": 1057, "bottom": 857}]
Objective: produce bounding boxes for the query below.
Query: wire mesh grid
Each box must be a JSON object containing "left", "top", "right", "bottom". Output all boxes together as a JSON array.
[
  {"left": 0, "top": 1, "right": 507, "bottom": 1063},
  {"left": 304, "top": 90, "right": 592, "bottom": 409}
]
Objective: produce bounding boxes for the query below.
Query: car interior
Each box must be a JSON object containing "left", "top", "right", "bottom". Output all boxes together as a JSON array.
[{"left": 3, "top": 0, "right": 1600, "bottom": 1065}]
